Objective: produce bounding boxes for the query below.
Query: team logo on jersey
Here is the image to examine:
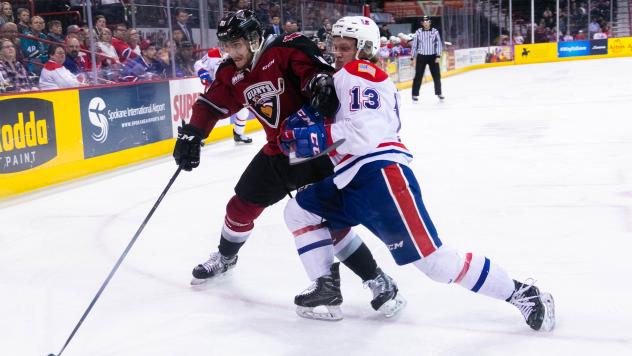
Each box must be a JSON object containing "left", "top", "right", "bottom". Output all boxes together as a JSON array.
[
  {"left": 244, "top": 78, "right": 285, "bottom": 128},
  {"left": 282, "top": 33, "right": 301, "bottom": 42}
]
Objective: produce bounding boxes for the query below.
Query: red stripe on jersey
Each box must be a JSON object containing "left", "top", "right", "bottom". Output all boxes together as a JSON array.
[
  {"left": 455, "top": 252, "right": 473, "bottom": 284},
  {"left": 343, "top": 60, "right": 388, "bottom": 82},
  {"left": 336, "top": 142, "right": 409, "bottom": 166},
  {"left": 292, "top": 222, "right": 327, "bottom": 237},
  {"left": 378, "top": 141, "right": 408, "bottom": 150},
  {"left": 383, "top": 165, "right": 436, "bottom": 257}
]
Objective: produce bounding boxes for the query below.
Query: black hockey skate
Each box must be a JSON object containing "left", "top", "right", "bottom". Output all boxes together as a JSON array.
[
  {"left": 507, "top": 279, "right": 555, "bottom": 331},
  {"left": 233, "top": 130, "right": 253, "bottom": 144},
  {"left": 363, "top": 268, "right": 407, "bottom": 317},
  {"left": 190, "top": 252, "right": 238, "bottom": 285},
  {"left": 294, "top": 262, "right": 343, "bottom": 321}
]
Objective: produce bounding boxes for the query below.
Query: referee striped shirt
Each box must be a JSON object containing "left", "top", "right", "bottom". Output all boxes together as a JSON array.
[{"left": 411, "top": 27, "right": 442, "bottom": 57}]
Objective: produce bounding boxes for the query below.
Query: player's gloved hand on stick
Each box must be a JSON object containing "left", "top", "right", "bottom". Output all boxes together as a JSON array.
[
  {"left": 174, "top": 124, "right": 204, "bottom": 171},
  {"left": 279, "top": 105, "right": 328, "bottom": 158},
  {"left": 308, "top": 72, "right": 339, "bottom": 117}
]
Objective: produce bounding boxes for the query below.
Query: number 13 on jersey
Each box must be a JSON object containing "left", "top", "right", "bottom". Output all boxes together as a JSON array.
[{"left": 349, "top": 87, "right": 380, "bottom": 111}]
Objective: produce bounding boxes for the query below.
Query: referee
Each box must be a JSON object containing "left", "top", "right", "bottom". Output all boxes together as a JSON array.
[{"left": 411, "top": 16, "right": 444, "bottom": 101}]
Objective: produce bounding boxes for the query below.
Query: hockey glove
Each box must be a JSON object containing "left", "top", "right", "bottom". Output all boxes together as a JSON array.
[
  {"left": 173, "top": 125, "right": 204, "bottom": 171},
  {"left": 308, "top": 73, "right": 339, "bottom": 117},
  {"left": 279, "top": 105, "right": 323, "bottom": 155},
  {"left": 197, "top": 68, "right": 212, "bottom": 86},
  {"left": 280, "top": 124, "right": 328, "bottom": 158}
]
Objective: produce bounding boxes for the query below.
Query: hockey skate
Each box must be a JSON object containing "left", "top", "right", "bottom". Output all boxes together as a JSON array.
[
  {"left": 190, "top": 252, "right": 238, "bottom": 285},
  {"left": 233, "top": 130, "right": 253, "bottom": 144},
  {"left": 363, "top": 268, "right": 407, "bottom": 317},
  {"left": 295, "top": 262, "right": 343, "bottom": 321},
  {"left": 507, "top": 279, "right": 555, "bottom": 331}
]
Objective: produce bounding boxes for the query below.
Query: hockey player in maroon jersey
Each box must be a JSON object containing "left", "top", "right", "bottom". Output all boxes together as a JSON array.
[{"left": 172, "top": 10, "right": 404, "bottom": 317}]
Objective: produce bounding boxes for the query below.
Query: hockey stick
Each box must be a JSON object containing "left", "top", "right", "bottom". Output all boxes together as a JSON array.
[
  {"left": 49, "top": 166, "right": 183, "bottom": 356},
  {"left": 288, "top": 139, "right": 345, "bottom": 165}
]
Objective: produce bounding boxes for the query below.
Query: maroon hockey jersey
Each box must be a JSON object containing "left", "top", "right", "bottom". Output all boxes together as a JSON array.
[{"left": 189, "top": 33, "right": 334, "bottom": 155}]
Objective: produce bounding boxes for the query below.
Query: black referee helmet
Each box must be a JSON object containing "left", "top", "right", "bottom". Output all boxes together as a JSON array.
[{"left": 421, "top": 16, "right": 430, "bottom": 23}]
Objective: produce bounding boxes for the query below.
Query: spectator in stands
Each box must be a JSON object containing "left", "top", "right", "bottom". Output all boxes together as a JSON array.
[
  {"left": 127, "top": 28, "right": 141, "bottom": 57},
  {"left": 263, "top": 15, "right": 282, "bottom": 38},
  {"left": 122, "top": 40, "right": 167, "bottom": 79},
  {"left": 513, "top": 29, "right": 525, "bottom": 45},
  {"left": 66, "top": 25, "right": 89, "bottom": 50},
  {"left": 174, "top": 40, "right": 194, "bottom": 77},
  {"left": 0, "top": 23, "right": 24, "bottom": 64},
  {"left": 0, "top": 2, "right": 13, "bottom": 25},
  {"left": 39, "top": 44, "right": 80, "bottom": 90},
  {"left": 16, "top": 8, "right": 30, "bottom": 34},
  {"left": 316, "top": 18, "right": 331, "bottom": 42},
  {"left": 563, "top": 30, "right": 574, "bottom": 41},
  {"left": 174, "top": 8, "right": 194, "bottom": 45},
  {"left": 95, "top": 15, "right": 108, "bottom": 36},
  {"left": 99, "top": 0, "right": 126, "bottom": 25},
  {"left": 96, "top": 27, "right": 120, "bottom": 67},
  {"left": 171, "top": 28, "right": 185, "bottom": 48},
  {"left": 380, "top": 23, "right": 392, "bottom": 39},
  {"left": 593, "top": 27, "right": 608, "bottom": 39},
  {"left": 588, "top": 19, "right": 601, "bottom": 36},
  {"left": 575, "top": 29, "right": 587, "bottom": 40},
  {"left": 0, "top": 38, "right": 36, "bottom": 92},
  {"left": 21, "top": 16, "right": 48, "bottom": 75},
  {"left": 255, "top": 1, "right": 270, "bottom": 26},
  {"left": 47, "top": 20, "right": 64, "bottom": 43},
  {"left": 64, "top": 37, "right": 91, "bottom": 75},
  {"left": 283, "top": 19, "right": 299, "bottom": 35},
  {"left": 111, "top": 23, "right": 134, "bottom": 63}
]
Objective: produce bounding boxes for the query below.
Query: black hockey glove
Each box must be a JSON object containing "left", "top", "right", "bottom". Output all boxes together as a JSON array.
[
  {"left": 173, "top": 124, "right": 204, "bottom": 171},
  {"left": 308, "top": 73, "right": 339, "bottom": 117}
]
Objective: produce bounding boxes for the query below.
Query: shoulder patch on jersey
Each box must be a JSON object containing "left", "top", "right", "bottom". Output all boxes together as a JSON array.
[{"left": 343, "top": 60, "right": 388, "bottom": 82}]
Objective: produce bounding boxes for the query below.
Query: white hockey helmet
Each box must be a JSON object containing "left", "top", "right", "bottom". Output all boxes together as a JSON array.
[{"left": 331, "top": 16, "right": 380, "bottom": 58}]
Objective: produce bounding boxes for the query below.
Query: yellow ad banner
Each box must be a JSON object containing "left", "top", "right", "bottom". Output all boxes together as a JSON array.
[
  {"left": 515, "top": 43, "right": 558, "bottom": 64},
  {"left": 1, "top": 89, "right": 82, "bottom": 197},
  {"left": 608, "top": 37, "right": 632, "bottom": 57}
]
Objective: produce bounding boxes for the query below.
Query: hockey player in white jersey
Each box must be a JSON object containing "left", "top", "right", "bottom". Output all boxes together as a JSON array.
[
  {"left": 194, "top": 48, "right": 253, "bottom": 144},
  {"left": 281, "top": 16, "right": 555, "bottom": 331}
]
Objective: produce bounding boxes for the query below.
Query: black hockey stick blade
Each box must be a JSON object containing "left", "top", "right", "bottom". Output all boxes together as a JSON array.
[
  {"left": 50, "top": 167, "right": 182, "bottom": 356},
  {"left": 289, "top": 138, "right": 345, "bottom": 165}
]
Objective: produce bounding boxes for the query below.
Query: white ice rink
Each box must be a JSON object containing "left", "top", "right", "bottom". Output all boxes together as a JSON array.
[{"left": 2, "top": 57, "right": 632, "bottom": 356}]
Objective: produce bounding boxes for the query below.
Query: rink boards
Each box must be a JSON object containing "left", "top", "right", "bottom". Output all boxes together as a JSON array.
[
  {"left": 2, "top": 36, "right": 632, "bottom": 200},
  {"left": 0, "top": 78, "right": 261, "bottom": 199}
]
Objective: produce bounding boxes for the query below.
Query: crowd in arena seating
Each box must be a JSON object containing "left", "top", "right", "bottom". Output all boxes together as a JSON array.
[
  {"left": 0, "top": 1, "right": 201, "bottom": 93},
  {"left": 510, "top": 0, "right": 613, "bottom": 44},
  {"left": 0, "top": 0, "right": 623, "bottom": 94}
]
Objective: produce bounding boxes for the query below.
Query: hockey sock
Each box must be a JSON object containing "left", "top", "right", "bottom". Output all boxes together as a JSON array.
[
  {"left": 452, "top": 253, "right": 515, "bottom": 300},
  {"left": 413, "top": 247, "right": 515, "bottom": 301},
  {"left": 340, "top": 242, "right": 379, "bottom": 282},
  {"left": 218, "top": 236, "right": 245, "bottom": 258},
  {"left": 233, "top": 108, "right": 248, "bottom": 135},
  {"left": 285, "top": 199, "right": 334, "bottom": 280}
]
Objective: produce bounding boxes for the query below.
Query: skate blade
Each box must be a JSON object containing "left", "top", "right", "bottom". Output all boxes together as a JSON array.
[
  {"left": 539, "top": 292, "right": 555, "bottom": 332},
  {"left": 296, "top": 305, "right": 343, "bottom": 321},
  {"left": 190, "top": 277, "right": 208, "bottom": 286},
  {"left": 378, "top": 294, "right": 407, "bottom": 318},
  {"left": 190, "top": 269, "right": 234, "bottom": 286}
]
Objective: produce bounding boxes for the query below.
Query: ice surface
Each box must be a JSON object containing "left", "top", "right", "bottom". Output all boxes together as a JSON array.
[{"left": 2, "top": 57, "right": 631, "bottom": 355}]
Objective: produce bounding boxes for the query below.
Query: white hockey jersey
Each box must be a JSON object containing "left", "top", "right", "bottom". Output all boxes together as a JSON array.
[
  {"left": 193, "top": 52, "right": 223, "bottom": 85},
  {"left": 328, "top": 60, "right": 412, "bottom": 188}
]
